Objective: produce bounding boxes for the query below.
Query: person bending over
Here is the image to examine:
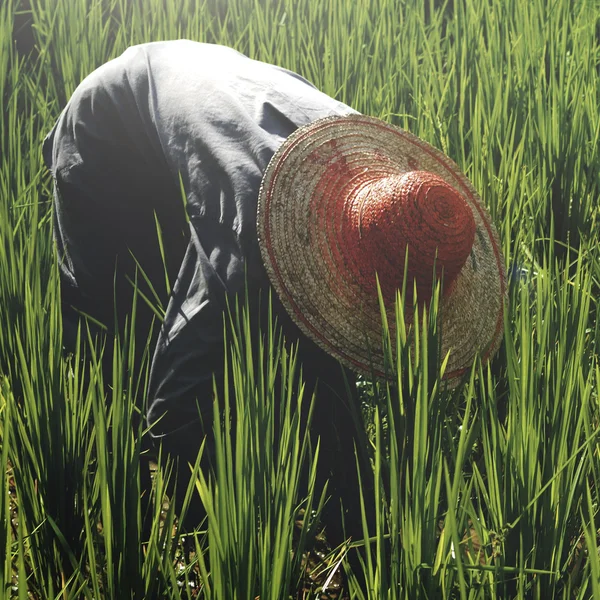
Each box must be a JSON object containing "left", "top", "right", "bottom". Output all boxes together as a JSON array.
[{"left": 43, "top": 40, "right": 506, "bottom": 541}]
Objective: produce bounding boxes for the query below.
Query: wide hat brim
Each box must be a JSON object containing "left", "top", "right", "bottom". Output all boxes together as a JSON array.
[{"left": 257, "top": 114, "right": 506, "bottom": 383}]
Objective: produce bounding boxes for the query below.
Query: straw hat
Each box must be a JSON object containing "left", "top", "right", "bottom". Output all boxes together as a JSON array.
[{"left": 257, "top": 114, "right": 506, "bottom": 384}]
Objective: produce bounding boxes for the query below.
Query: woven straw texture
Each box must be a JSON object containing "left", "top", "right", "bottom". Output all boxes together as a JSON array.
[{"left": 257, "top": 115, "right": 506, "bottom": 382}]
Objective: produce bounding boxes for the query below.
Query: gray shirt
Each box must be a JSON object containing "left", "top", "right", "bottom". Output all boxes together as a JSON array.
[{"left": 43, "top": 40, "right": 356, "bottom": 436}]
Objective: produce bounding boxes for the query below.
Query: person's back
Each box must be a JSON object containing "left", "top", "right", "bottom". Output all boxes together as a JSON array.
[{"left": 45, "top": 40, "right": 355, "bottom": 247}]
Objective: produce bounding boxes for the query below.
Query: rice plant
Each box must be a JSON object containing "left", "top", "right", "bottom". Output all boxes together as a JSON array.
[{"left": 1, "top": 0, "right": 599, "bottom": 597}]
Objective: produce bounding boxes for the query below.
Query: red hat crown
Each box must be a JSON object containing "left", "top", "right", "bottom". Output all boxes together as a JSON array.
[{"left": 340, "top": 170, "right": 476, "bottom": 305}]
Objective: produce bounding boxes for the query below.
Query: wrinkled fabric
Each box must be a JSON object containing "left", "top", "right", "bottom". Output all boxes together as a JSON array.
[{"left": 43, "top": 40, "right": 357, "bottom": 440}]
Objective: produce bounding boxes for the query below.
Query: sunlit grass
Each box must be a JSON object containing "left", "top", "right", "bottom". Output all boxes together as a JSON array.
[{"left": 1, "top": 0, "right": 599, "bottom": 597}]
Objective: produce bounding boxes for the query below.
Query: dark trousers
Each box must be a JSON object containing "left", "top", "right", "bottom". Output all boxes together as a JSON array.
[{"left": 161, "top": 290, "right": 371, "bottom": 544}]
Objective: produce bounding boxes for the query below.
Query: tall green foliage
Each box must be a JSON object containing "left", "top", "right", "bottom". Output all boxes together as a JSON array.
[{"left": 1, "top": 0, "right": 599, "bottom": 597}]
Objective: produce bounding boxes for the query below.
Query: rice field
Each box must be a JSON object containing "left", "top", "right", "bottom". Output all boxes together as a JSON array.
[{"left": 1, "top": 0, "right": 600, "bottom": 597}]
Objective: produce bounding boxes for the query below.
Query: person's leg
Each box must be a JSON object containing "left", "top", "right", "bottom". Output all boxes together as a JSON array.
[
  {"left": 154, "top": 418, "right": 209, "bottom": 529},
  {"left": 296, "top": 344, "right": 373, "bottom": 543},
  {"left": 257, "top": 289, "right": 373, "bottom": 546},
  {"left": 53, "top": 162, "right": 190, "bottom": 534},
  {"left": 49, "top": 116, "right": 190, "bottom": 542}
]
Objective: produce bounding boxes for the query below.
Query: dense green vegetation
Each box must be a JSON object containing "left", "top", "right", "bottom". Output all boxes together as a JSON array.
[{"left": 1, "top": 0, "right": 600, "bottom": 597}]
